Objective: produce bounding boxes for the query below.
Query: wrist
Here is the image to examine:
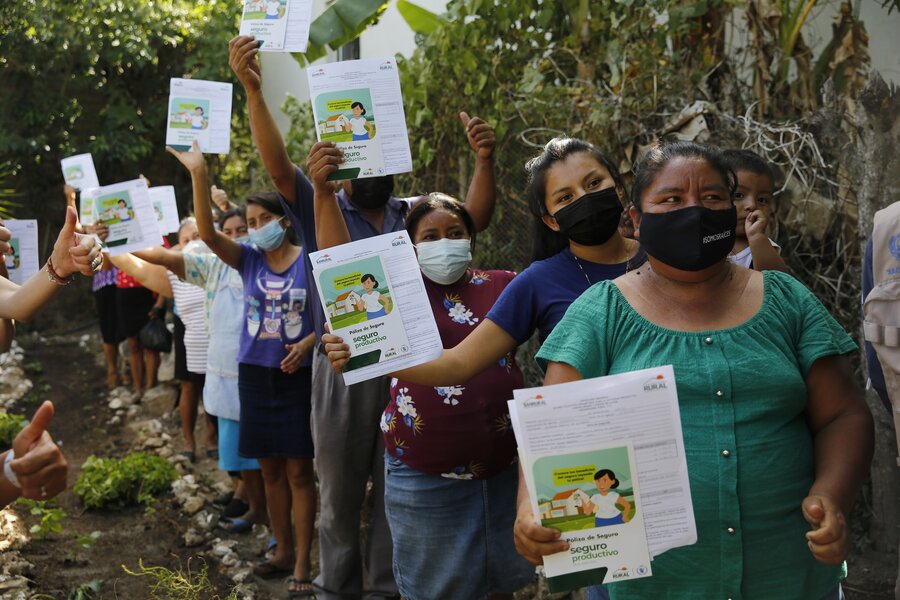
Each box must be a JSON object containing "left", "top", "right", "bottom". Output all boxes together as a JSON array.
[
  {"left": 48, "top": 252, "right": 74, "bottom": 280},
  {"left": 475, "top": 155, "right": 494, "bottom": 166}
]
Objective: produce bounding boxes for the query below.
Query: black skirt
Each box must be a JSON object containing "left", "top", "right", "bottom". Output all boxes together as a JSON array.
[
  {"left": 237, "top": 363, "right": 313, "bottom": 459},
  {"left": 116, "top": 287, "right": 154, "bottom": 339},
  {"left": 93, "top": 285, "right": 121, "bottom": 344}
]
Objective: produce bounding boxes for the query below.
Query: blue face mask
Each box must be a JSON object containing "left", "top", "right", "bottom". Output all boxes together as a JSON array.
[{"left": 248, "top": 217, "right": 286, "bottom": 251}]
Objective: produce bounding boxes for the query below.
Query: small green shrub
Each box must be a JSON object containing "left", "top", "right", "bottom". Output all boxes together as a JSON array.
[
  {"left": 16, "top": 498, "right": 66, "bottom": 539},
  {"left": 0, "top": 412, "right": 26, "bottom": 446},
  {"left": 67, "top": 580, "right": 102, "bottom": 600},
  {"left": 74, "top": 452, "right": 177, "bottom": 510},
  {"left": 123, "top": 559, "right": 238, "bottom": 600}
]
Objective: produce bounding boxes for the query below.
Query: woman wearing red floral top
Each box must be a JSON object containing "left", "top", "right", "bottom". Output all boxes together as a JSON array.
[{"left": 314, "top": 189, "right": 534, "bottom": 599}]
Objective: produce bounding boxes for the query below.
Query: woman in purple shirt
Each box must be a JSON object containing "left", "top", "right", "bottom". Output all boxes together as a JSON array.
[{"left": 168, "top": 142, "right": 317, "bottom": 597}]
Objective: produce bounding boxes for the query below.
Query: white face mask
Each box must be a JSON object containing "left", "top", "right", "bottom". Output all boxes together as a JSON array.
[{"left": 415, "top": 238, "right": 472, "bottom": 285}]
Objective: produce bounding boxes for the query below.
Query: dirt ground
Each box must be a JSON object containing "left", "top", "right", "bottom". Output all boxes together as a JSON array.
[{"left": 4, "top": 328, "right": 898, "bottom": 599}]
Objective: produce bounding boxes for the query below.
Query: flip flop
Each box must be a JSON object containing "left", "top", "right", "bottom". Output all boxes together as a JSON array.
[
  {"left": 219, "top": 517, "right": 253, "bottom": 534},
  {"left": 206, "top": 448, "right": 219, "bottom": 460},
  {"left": 212, "top": 491, "right": 234, "bottom": 507},
  {"left": 179, "top": 450, "right": 196, "bottom": 463},
  {"left": 252, "top": 560, "right": 291, "bottom": 580},
  {"left": 287, "top": 576, "right": 316, "bottom": 598}
]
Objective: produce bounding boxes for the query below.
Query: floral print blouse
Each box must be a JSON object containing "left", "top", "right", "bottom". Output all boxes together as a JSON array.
[{"left": 384, "top": 269, "right": 522, "bottom": 480}]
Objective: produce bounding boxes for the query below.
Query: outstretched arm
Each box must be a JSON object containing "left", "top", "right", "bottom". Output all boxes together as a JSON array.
[
  {"left": 133, "top": 246, "right": 186, "bottom": 280},
  {"left": 0, "top": 258, "right": 16, "bottom": 351},
  {"left": 229, "top": 35, "right": 297, "bottom": 203},
  {"left": 166, "top": 142, "right": 242, "bottom": 269},
  {"left": 459, "top": 112, "right": 497, "bottom": 233},
  {"left": 108, "top": 253, "right": 173, "bottom": 298}
]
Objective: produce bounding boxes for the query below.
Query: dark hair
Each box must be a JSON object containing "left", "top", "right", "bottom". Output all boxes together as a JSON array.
[
  {"left": 351, "top": 101, "right": 367, "bottom": 115},
  {"left": 593, "top": 469, "right": 620, "bottom": 488},
  {"left": 360, "top": 273, "right": 379, "bottom": 287},
  {"left": 117, "top": 199, "right": 127, "bottom": 205},
  {"left": 404, "top": 192, "right": 476, "bottom": 247},
  {"left": 195, "top": 106, "right": 204, "bottom": 114},
  {"left": 217, "top": 206, "right": 247, "bottom": 230},
  {"left": 524, "top": 137, "right": 627, "bottom": 262},
  {"left": 721, "top": 149, "right": 777, "bottom": 185},
  {"left": 631, "top": 141, "right": 737, "bottom": 213},
  {"left": 245, "top": 191, "right": 298, "bottom": 244}
]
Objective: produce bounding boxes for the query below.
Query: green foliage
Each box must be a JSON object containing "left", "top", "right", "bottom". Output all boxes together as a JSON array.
[
  {"left": 24, "top": 361, "right": 43, "bottom": 376},
  {"left": 281, "top": 95, "right": 318, "bottom": 167},
  {"left": 397, "top": 0, "right": 446, "bottom": 34},
  {"left": 0, "top": 1, "right": 258, "bottom": 243},
  {"left": 0, "top": 412, "right": 26, "bottom": 446},
  {"left": 123, "top": 558, "right": 238, "bottom": 600},
  {"left": 74, "top": 452, "right": 177, "bottom": 510},
  {"left": 67, "top": 580, "right": 103, "bottom": 600},
  {"left": 77, "top": 530, "right": 103, "bottom": 549},
  {"left": 299, "top": 0, "right": 389, "bottom": 64},
  {"left": 16, "top": 498, "right": 66, "bottom": 539}
]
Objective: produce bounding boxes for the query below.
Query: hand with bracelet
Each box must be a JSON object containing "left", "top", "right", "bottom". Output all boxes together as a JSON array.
[
  {"left": 0, "top": 206, "right": 103, "bottom": 322},
  {"left": 1, "top": 401, "right": 68, "bottom": 507}
]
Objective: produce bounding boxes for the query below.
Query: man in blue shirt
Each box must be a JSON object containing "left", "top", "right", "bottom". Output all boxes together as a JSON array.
[{"left": 229, "top": 36, "right": 499, "bottom": 600}]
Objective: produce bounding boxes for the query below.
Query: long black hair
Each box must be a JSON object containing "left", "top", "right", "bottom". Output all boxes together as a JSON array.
[
  {"left": 593, "top": 469, "right": 620, "bottom": 488},
  {"left": 245, "top": 191, "right": 298, "bottom": 245},
  {"left": 404, "top": 192, "right": 476, "bottom": 247},
  {"left": 631, "top": 141, "right": 737, "bottom": 213},
  {"left": 525, "top": 137, "right": 626, "bottom": 262}
]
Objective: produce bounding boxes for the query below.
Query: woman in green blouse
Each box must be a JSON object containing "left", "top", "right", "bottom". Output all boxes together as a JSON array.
[{"left": 515, "top": 141, "right": 874, "bottom": 600}]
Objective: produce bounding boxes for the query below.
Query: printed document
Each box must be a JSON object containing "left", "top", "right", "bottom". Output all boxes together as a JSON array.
[{"left": 165, "top": 78, "right": 233, "bottom": 154}]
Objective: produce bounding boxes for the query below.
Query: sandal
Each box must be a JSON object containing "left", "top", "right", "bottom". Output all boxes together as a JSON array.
[
  {"left": 286, "top": 576, "right": 316, "bottom": 598},
  {"left": 252, "top": 560, "right": 291, "bottom": 580},
  {"left": 222, "top": 498, "right": 249, "bottom": 519},
  {"left": 179, "top": 450, "right": 196, "bottom": 463},
  {"left": 212, "top": 491, "right": 234, "bottom": 507},
  {"left": 219, "top": 517, "right": 253, "bottom": 534}
]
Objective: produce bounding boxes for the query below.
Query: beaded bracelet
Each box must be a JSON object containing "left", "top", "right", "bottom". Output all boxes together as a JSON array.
[{"left": 46, "top": 257, "right": 75, "bottom": 286}]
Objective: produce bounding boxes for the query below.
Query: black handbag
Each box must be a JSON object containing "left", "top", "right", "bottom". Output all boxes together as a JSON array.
[{"left": 138, "top": 318, "right": 172, "bottom": 352}]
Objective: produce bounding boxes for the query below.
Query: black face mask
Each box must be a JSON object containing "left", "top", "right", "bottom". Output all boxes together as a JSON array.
[
  {"left": 350, "top": 176, "right": 395, "bottom": 210},
  {"left": 552, "top": 187, "right": 622, "bottom": 246},
  {"left": 638, "top": 205, "right": 737, "bottom": 271}
]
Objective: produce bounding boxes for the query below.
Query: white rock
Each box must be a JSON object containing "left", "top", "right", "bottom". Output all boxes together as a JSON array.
[
  {"left": 183, "top": 528, "right": 205, "bottom": 547},
  {"left": 230, "top": 568, "right": 252, "bottom": 584},
  {"left": 221, "top": 552, "right": 239, "bottom": 567},
  {"left": 108, "top": 398, "right": 123, "bottom": 410},
  {"left": 160, "top": 432, "right": 171, "bottom": 442},
  {"left": 211, "top": 541, "right": 235, "bottom": 557},
  {"left": 182, "top": 496, "right": 205, "bottom": 515},
  {"left": 126, "top": 405, "right": 139, "bottom": 417},
  {"left": 147, "top": 419, "right": 163, "bottom": 434},
  {"left": 143, "top": 437, "right": 165, "bottom": 449},
  {"left": 108, "top": 416, "right": 121, "bottom": 426}
]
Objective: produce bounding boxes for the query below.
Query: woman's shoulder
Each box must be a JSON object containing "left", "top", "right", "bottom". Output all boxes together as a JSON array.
[{"left": 761, "top": 269, "right": 819, "bottom": 310}]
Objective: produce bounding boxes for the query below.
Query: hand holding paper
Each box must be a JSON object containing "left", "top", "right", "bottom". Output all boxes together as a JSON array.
[
  {"left": 306, "top": 141, "right": 343, "bottom": 194},
  {"left": 166, "top": 141, "right": 208, "bottom": 175}
]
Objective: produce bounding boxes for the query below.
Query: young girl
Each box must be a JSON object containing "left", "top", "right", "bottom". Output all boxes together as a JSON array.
[
  {"left": 168, "top": 142, "right": 317, "bottom": 598},
  {"left": 346, "top": 102, "right": 375, "bottom": 141},
  {"left": 323, "top": 137, "right": 644, "bottom": 384},
  {"left": 575, "top": 469, "right": 632, "bottom": 527},
  {"left": 357, "top": 274, "right": 387, "bottom": 319}
]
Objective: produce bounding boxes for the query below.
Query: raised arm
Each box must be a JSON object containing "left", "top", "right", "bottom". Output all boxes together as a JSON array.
[
  {"left": 745, "top": 210, "right": 789, "bottom": 273},
  {"left": 133, "top": 246, "right": 186, "bottom": 280},
  {"left": 459, "top": 112, "right": 497, "bottom": 232},
  {"left": 306, "top": 142, "right": 351, "bottom": 250},
  {"left": 108, "top": 253, "right": 173, "bottom": 298},
  {"left": 0, "top": 207, "right": 101, "bottom": 322},
  {"left": 166, "top": 142, "right": 242, "bottom": 269},
  {"left": 324, "top": 317, "right": 517, "bottom": 386},
  {"left": 229, "top": 35, "right": 297, "bottom": 203}
]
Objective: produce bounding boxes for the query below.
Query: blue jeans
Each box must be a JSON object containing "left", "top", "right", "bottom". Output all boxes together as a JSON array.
[{"left": 384, "top": 454, "right": 534, "bottom": 600}]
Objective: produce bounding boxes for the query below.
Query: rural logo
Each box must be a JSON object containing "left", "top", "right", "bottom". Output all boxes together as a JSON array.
[
  {"left": 611, "top": 565, "right": 631, "bottom": 580},
  {"left": 311, "top": 68, "right": 326, "bottom": 77},
  {"left": 380, "top": 60, "right": 394, "bottom": 70},
  {"left": 315, "top": 253, "right": 332, "bottom": 264},
  {"left": 889, "top": 233, "right": 900, "bottom": 261},
  {"left": 523, "top": 394, "right": 546, "bottom": 408},
  {"left": 391, "top": 235, "right": 408, "bottom": 247},
  {"left": 642, "top": 374, "right": 667, "bottom": 392}
]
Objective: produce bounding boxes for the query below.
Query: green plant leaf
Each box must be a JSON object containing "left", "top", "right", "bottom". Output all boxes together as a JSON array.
[{"left": 397, "top": 0, "right": 445, "bottom": 34}]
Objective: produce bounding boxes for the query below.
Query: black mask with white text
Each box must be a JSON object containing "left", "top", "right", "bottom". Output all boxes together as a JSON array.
[
  {"left": 552, "top": 187, "right": 623, "bottom": 246},
  {"left": 638, "top": 205, "right": 737, "bottom": 271}
]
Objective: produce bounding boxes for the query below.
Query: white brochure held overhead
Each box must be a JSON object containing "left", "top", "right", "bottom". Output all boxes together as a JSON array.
[
  {"left": 4, "top": 219, "right": 39, "bottom": 285},
  {"left": 84, "top": 178, "right": 163, "bottom": 256},
  {"left": 509, "top": 365, "right": 696, "bottom": 593},
  {"left": 239, "top": 0, "right": 314, "bottom": 52},
  {"left": 60, "top": 153, "right": 100, "bottom": 191},
  {"left": 307, "top": 58, "right": 413, "bottom": 181},
  {"left": 165, "top": 78, "right": 234, "bottom": 154},
  {"left": 309, "top": 231, "right": 442, "bottom": 386},
  {"left": 148, "top": 186, "right": 180, "bottom": 235}
]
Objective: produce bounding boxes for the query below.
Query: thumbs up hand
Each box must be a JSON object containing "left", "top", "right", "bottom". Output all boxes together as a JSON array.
[
  {"left": 51, "top": 206, "right": 102, "bottom": 278},
  {"left": 460, "top": 112, "right": 495, "bottom": 161},
  {"left": 7, "top": 401, "right": 68, "bottom": 501}
]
